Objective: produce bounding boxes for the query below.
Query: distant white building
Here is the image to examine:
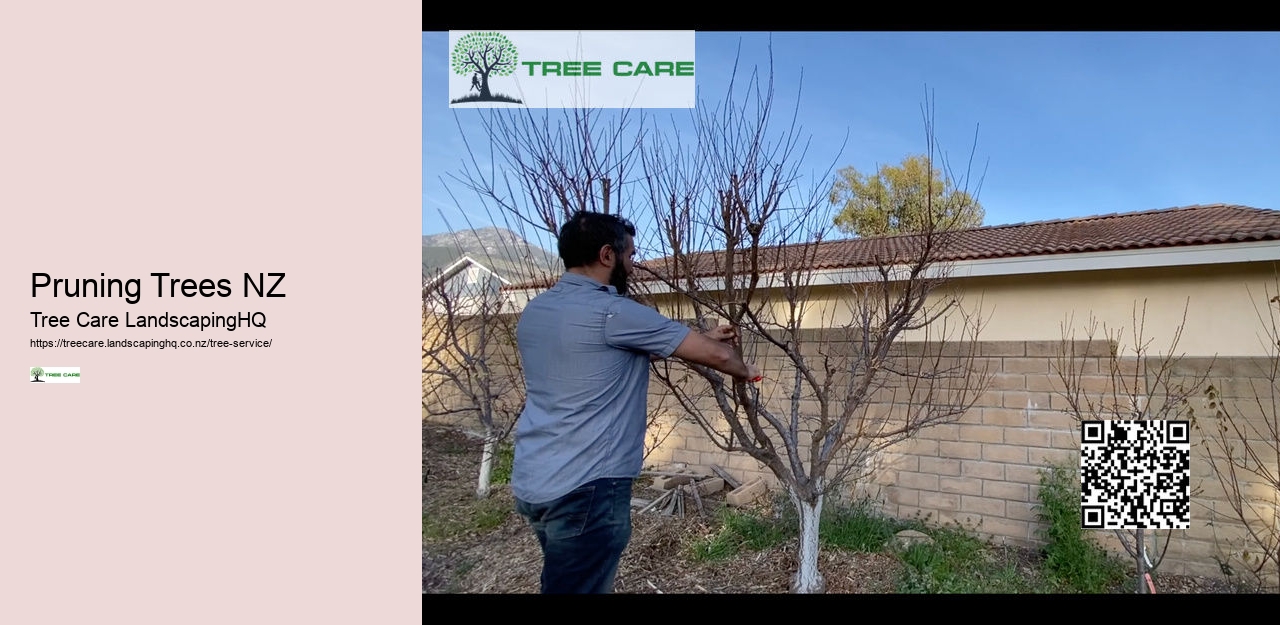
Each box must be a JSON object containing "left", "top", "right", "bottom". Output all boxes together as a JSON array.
[{"left": 421, "top": 255, "right": 512, "bottom": 317}]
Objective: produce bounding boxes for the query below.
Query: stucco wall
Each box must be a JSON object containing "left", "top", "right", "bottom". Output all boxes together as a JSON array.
[{"left": 645, "top": 261, "right": 1280, "bottom": 358}]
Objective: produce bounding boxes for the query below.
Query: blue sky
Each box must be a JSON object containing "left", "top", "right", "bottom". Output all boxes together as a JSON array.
[{"left": 423, "top": 31, "right": 1280, "bottom": 242}]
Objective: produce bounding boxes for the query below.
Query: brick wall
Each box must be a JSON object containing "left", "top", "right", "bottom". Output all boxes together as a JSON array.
[
  {"left": 425, "top": 311, "right": 1278, "bottom": 584},
  {"left": 644, "top": 337, "right": 1278, "bottom": 582},
  {"left": 421, "top": 312, "right": 523, "bottom": 430}
]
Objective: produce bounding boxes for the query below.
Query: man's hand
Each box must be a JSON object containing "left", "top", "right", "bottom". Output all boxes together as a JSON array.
[
  {"left": 703, "top": 325, "right": 758, "bottom": 381},
  {"left": 703, "top": 324, "right": 738, "bottom": 344},
  {"left": 672, "top": 328, "right": 757, "bottom": 381}
]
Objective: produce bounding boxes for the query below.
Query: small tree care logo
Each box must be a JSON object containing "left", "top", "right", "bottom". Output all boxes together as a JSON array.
[
  {"left": 30, "top": 366, "right": 80, "bottom": 383},
  {"left": 450, "top": 31, "right": 523, "bottom": 105}
]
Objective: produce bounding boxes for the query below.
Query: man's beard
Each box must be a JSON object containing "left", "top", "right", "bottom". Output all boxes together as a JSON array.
[{"left": 609, "top": 261, "right": 629, "bottom": 295}]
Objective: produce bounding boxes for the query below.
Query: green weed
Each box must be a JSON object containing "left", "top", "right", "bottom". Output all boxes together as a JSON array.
[
  {"left": 819, "top": 499, "right": 903, "bottom": 553},
  {"left": 423, "top": 497, "right": 513, "bottom": 541},
  {"left": 1034, "top": 464, "right": 1128, "bottom": 593},
  {"left": 490, "top": 442, "right": 514, "bottom": 485},
  {"left": 689, "top": 508, "right": 793, "bottom": 561},
  {"left": 895, "top": 524, "right": 1043, "bottom": 594}
]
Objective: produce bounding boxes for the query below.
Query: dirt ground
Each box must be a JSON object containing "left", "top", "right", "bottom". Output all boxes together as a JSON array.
[{"left": 422, "top": 422, "right": 1244, "bottom": 594}]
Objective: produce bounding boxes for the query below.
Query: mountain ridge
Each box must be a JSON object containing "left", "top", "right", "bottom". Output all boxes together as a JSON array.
[{"left": 422, "top": 227, "right": 560, "bottom": 283}]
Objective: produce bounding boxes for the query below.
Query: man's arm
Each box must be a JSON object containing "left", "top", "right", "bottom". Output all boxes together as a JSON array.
[
  {"left": 607, "top": 302, "right": 760, "bottom": 380},
  {"left": 650, "top": 325, "right": 733, "bottom": 361},
  {"left": 669, "top": 330, "right": 759, "bottom": 381}
]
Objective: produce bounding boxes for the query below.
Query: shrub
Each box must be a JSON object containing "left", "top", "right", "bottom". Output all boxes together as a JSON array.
[{"left": 1035, "top": 464, "right": 1127, "bottom": 593}]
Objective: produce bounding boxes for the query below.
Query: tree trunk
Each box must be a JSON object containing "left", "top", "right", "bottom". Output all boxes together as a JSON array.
[
  {"left": 789, "top": 488, "right": 826, "bottom": 594},
  {"left": 476, "top": 426, "right": 496, "bottom": 499},
  {"left": 1135, "top": 529, "right": 1149, "bottom": 594},
  {"left": 480, "top": 73, "right": 492, "bottom": 99}
]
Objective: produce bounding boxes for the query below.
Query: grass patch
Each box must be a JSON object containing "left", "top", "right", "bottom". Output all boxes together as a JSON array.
[
  {"left": 681, "top": 485, "right": 1134, "bottom": 593},
  {"left": 820, "top": 500, "right": 903, "bottom": 553},
  {"left": 690, "top": 508, "right": 794, "bottom": 562},
  {"left": 423, "top": 496, "right": 513, "bottom": 542},
  {"left": 491, "top": 442, "right": 514, "bottom": 485},
  {"left": 472, "top": 497, "right": 510, "bottom": 532},
  {"left": 690, "top": 498, "right": 900, "bottom": 562},
  {"left": 895, "top": 524, "right": 1044, "bottom": 594},
  {"left": 1035, "top": 464, "right": 1128, "bottom": 593},
  {"left": 695, "top": 500, "right": 1043, "bottom": 593},
  {"left": 422, "top": 514, "right": 454, "bottom": 541}
]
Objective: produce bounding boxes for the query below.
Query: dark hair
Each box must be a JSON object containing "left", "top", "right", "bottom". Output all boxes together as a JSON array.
[{"left": 557, "top": 211, "right": 636, "bottom": 269}]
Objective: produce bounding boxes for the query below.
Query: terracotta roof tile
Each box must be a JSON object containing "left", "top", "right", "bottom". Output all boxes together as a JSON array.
[{"left": 506, "top": 204, "right": 1280, "bottom": 289}]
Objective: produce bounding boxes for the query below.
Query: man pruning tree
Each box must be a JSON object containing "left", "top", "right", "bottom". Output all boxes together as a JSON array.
[{"left": 511, "top": 210, "right": 761, "bottom": 594}]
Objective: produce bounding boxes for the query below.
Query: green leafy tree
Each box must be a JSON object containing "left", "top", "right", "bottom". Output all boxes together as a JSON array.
[
  {"left": 829, "top": 154, "right": 983, "bottom": 237},
  {"left": 30, "top": 366, "right": 44, "bottom": 382},
  {"left": 450, "top": 31, "right": 519, "bottom": 101}
]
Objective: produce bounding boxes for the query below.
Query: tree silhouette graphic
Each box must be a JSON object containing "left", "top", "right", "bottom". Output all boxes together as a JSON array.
[
  {"left": 30, "top": 366, "right": 45, "bottom": 382},
  {"left": 450, "top": 31, "right": 523, "bottom": 104}
]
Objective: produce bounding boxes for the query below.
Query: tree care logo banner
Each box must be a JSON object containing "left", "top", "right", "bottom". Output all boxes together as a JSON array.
[
  {"left": 447, "top": 31, "right": 695, "bottom": 109},
  {"left": 29, "top": 366, "right": 81, "bottom": 383}
]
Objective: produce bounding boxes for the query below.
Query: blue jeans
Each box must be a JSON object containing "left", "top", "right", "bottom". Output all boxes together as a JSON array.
[{"left": 515, "top": 477, "right": 634, "bottom": 594}]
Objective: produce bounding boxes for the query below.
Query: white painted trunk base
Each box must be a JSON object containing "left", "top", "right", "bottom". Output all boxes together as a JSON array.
[
  {"left": 790, "top": 490, "right": 826, "bottom": 594},
  {"left": 476, "top": 434, "right": 495, "bottom": 499}
]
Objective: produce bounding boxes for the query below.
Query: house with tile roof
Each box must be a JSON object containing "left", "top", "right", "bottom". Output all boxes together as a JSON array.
[
  {"left": 496, "top": 203, "right": 1280, "bottom": 581},
  {"left": 507, "top": 203, "right": 1280, "bottom": 355}
]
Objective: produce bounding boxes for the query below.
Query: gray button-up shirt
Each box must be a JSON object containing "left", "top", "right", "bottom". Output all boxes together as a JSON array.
[{"left": 511, "top": 272, "right": 691, "bottom": 504}]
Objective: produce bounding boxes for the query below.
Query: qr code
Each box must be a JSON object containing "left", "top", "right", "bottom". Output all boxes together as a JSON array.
[{"left": 1079, "top": 420, "right": 1190, "bottom": 529}]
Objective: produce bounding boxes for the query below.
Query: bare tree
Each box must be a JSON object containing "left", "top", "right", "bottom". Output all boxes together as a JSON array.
[
  {"left": 1194, "top": 271, "right": 1280, "bottom": 592},
  {"left": 422, "top": 223, "right": 682, "bottom": 499},
  {"left": 447, "top": 48, "right": 990, "bottom": 592},
  {"left": 1051, "top": 300, "right": 1213, "bottom": 593},
  {"left": 630, "top": 63, "right": 990, "bottom": 592},
  {"left": 448, "top": 101, "right": 647, "bottom": 235},
  {"left": 421, "top": 251, "right": 524, "bottom": 499}
]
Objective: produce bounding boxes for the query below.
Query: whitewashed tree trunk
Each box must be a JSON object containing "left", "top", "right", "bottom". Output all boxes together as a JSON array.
[
  {"left": 476, "top": 426, "right": 496, "bottom": 499},
  {"left": 789, "top": 487, "right": 826, "bottom": 594}
]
